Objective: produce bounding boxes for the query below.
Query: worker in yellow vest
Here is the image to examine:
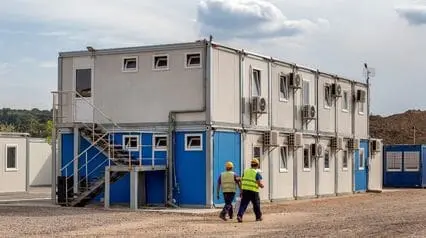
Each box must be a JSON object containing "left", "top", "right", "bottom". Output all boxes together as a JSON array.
[
  {"left": 216, "top": 161, "right": 241, "bottom": 221},
  {"left": 236, "top": 158, "right": 264, "bottom": 222}
]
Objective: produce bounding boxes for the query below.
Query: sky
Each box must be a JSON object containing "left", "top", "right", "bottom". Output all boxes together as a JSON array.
[{"left": 0, "top": 0, "right": 425, "bottom": 116}]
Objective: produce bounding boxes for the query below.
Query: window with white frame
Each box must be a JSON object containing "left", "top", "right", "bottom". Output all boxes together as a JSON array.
[
  {"left": 253, "top": 146, "right": 262, "bottom": 169},
  {"left": 251, "top": 69, "right": 261, "bottom": 97},
  {"left": 342, "top": 150, "right": 348, "bottom": 170},
  {"left": 324, "top": 84, "right": 332, "bottom": 108},
  {"left": 359, "top": 148, "right": 365, "bottom": 170},
  {"left": 185, "top": 134, "right": 202, "bottom": 151},
  {"left": 342, "top": 91, "right": 349, "bottom": 112},
  {"left": 386, "top": 151, "right": 402, "bottom": 171},
  {"left": 359, "top": 101, "right": 365, "bottom": 114},
  {"left": 123, "top": 135, "right": 139, "bottom": 151},
  {"left": 122, "top": 56, "right": 138, "bottom": 72},
  {"left": 279, "top": 146, "right": 288, "bottom": 172},
  {"left": 303, "top": 145, "right": 311, "bottom": 171},
  {"left": 404, "top": 151, "right": 420, "bottom": 171},
  {"left": 303, "top": 80, "right": 310, "bottom": 105},
  {"left": 186, "top": 53, "right": 201, "bottom": 67},
  {"left": 153, "top": 55, "right": 169, "bottom": 70},
  {"left": 5, "top": 145, "right": 17, "bottom": 171},
  {"left": 153, "top": 135, "right": 168, "bottom": 151},
  {"left": 324, "top": 150, "right": 330, "bottom": 171},
  {"left": 279, "top": 75, "right": 289, "bottom": 101}
]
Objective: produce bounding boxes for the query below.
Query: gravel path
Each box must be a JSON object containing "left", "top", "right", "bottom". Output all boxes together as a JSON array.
[{"left": 0, "top": 189, "right": 425, "bottom": 237}]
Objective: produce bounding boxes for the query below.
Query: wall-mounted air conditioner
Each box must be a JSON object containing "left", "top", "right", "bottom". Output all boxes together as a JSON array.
[
  {"left": 251, "top": 97, "right": 267, "bottom": 114},
  {"left": 302, "top": 105, "right": 316, "bottom": 120},
  {"left": 311, "top": 143, "right": 324, "bottom": 157},
  {"left": 332, "top": 83, "right": 342, "bottom": 97},
  {"left": 348, "top": 138, "right": 360, "bottom": 150},
  {"left": 288, "top": 132, "right": 303, "bottom": 148},
  {"left": 331, "top": 136, "right": 344, "bottom": 151},
  {"left": 263, "top": 131, "right": 279, "bottom": 147},
  {"left": 289, "top": 73, "right": 302, "bottom": 89}
]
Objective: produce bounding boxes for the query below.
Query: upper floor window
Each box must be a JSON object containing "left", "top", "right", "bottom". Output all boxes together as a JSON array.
[
  {"left": 342, "top": 91, "right": 349, "bottom": 112},
  {"left": 302, "top": 80, "right": 310, "bottom": 105},
  {"left": 153, "top": 135, "right": 168, "bottom": 151},
  {"left": 153, "top": 55, "right": 169, "bottom": 70},
  {"left": 251, "top": 69, "right": 261, "bottom": 97},
  {"left": 185, "top": 134, "right": 203, "bottom": 151},
  {"left": 123, "top": 135, "right": 139, "bottom": 151},
  {"left": 279, "top": 75, "right": 289, "bottom": 101},
  {"left": 185, "top": 53, "right": 201, "bottom": 68},
  {"left": 324, "top": 84, "right": 332, "bottom": 108},
  {"left": 75, "top": 68, "right": 91, "bottom": 97},
  {"left": 122, "top": 56, "right": 138, "bottom": 72}
]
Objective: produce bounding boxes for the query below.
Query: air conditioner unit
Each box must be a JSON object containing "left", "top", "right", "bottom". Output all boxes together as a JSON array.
[
  {"left": 356, "top": 89, "right": 366, "bottom": 103},
  {"left": 353, "top": 138, "right": 360, "bottom": 150},
  {"left": 289, "top": 73, "right": 302, "bottom": 89},
  {"left": 251, "top": 97, "right": 267, "bottom": 114},
  {"left": 348, "top": 138, "right": 360, "bottom": 150},
  {"left": 371, "top": 139, "right": 382, "bottom": 152},
  {"left": 263, "top": 131, "right": 279, "bottom": 147},
  {"left": 332, "top": 83, "right": 342, "bottom": 97},
  {"left": 302, "top": 105, "right": 316, "bottom": 120},
  {"left": 337, "top": 137, "right": 344, "bottom": 150},
  {"left": 311, "top": 143, "right": 324, "bottom": 157},
  {"left": 288, "top": 132, "right": 303, "bottom": 148}
]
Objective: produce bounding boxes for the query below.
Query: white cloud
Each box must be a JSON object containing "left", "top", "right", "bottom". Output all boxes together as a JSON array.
[
  {"left": 197, "top": 0, "right": 329, "bottom": 40},
  {"left": 396, "top": 4, "right": 426, "bottom": 25},
  {"left": 0, "top": 62, "right": 14, "bottom": 76},
  {"left": 39, "top": 61, "right": 57, "bottom": 68}
]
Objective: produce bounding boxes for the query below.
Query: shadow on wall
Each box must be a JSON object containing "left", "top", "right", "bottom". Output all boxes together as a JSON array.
[{"left": 30, "top": 153, "right": 52, "bottom": 186}]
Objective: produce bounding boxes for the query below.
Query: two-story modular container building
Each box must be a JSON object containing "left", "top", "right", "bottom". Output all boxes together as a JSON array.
[{"left": 52, "top": 38, "right": 382, "bottom": 208}]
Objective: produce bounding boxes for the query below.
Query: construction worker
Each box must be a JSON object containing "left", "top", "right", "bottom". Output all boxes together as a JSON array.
[
  {"left": 236, "top": 158, "right": 264, "bottom": 222},
  {"left": 216, "top": 161, "right": 241, "bottom": 221}
]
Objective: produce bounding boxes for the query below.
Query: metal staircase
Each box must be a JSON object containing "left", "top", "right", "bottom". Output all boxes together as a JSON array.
[{"left": 52, "top": 90, "right": 147, "bottom": 207}]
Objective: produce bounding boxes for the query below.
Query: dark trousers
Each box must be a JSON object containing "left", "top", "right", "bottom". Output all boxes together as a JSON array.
[
  {"left": 237, "top": 190, "right": 262, "bottom": 219},
  {"left": 220, "top": 192, "right": 236, "bottom": 218}
]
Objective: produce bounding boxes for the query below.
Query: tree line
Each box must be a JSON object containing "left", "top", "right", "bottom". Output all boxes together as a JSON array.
[{"left": 0, "top": 108, "right": 52, "bottom": 142}]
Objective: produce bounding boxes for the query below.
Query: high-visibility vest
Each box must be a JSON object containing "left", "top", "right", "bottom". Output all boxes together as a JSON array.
[
  {"left": 241, "top": 168, "right": 259, "bottom": 192},
  {"left": 221, "top": 171, "right": 237, "bottom": 193}
]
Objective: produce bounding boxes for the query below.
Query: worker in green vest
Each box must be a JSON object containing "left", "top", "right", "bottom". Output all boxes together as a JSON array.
[
  {"left": 236, "top": 158, "right": 264, "bottom": 222},
  {"left": 216, "top": 161, "right": 241, "bottom": 221}
]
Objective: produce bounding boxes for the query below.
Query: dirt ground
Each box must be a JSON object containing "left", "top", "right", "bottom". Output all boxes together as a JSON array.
[{"left": 0, "top": 189, "right": 425, "bottom": 237}]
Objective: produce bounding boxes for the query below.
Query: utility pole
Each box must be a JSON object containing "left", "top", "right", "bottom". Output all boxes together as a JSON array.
[{"left": 364, "top": 63, "right": 375, "bottom": 139}]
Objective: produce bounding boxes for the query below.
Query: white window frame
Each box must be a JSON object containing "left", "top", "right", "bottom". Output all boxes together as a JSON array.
[
  {"left": 122, "top": 135, "right": 139, "bottom": 152},
  {"left": 5, "top": 144, "right": 18, "bottom": 172},
  {"left": 324, "top": 84, "right": 332, "bottom": 109},
  {"left": 153, "top": 134, "right": 168, "bottom": 151},
  {"left": 358, "top": 101, "right": 365, "bottom": 115},
  {"left": 185, "top": 133, "right": 203, "bottom": 151},
  {"left": 185, "top": 52, "right": 202, "bottom": 68},
  {"left": 342, "top": 91, "right": 349, "bottom": 112},
  {"left": 122, "top": 56, "right": 138, "bottom": 73},
  {"left": 386, "top": 151, "right": 403, "bottom": 172},
  {"left": 403, "top": 151, "right": 420, "bottom": 172},
  {"left": 359, "top": 148, "right": 365, "bottom": 170},
  {"left": 342, "top": 150, "right": 348, "bottom": 171},
  {"left": 251, "top": 68, "right": 261, "bottom": 97},
  {"left": 302, "top": 80, "right": 310, "bottom": 105},
  {"left": 324, "top": 149, "right": 330, "bottom": 171},
  {"left": 279, "top": 74, "right": 289, "bottom": 102},
  {"left": 303, "top": 145, "right": 311, "bottom": 172},
  {"left": 253, "top": 145, "right": 262, "bottom": 169},
  {"left": 279, "top": 146, "right": 288, "bottom": 172},
  {"left": 152, "top": 54, "right": 169, "bottom": 70}
]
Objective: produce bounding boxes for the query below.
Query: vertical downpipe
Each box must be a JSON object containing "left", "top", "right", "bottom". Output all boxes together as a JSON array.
[
  {"left": 334, "top": 76, "right": 339, "bottom": 195},
  {"left": 239, "top": 51, "right": 245, "bottom": 175},
  {"left": 351, "top": 82, "right": 356, "bottom": 193},
  {"left": 315, "top": 70, "right": 320, "bottom": 197},
  {"left": 73, "top": 127, "right": 79, "bottom": 196},
  {"left": 268, "top": 59, "right": 273, "bottom": 201},
  {"left": 206, "top": 40, "right": 213, "bottom": 207},
  {"left": 292, "top": 65, "right": 298, "bottom": 199}
]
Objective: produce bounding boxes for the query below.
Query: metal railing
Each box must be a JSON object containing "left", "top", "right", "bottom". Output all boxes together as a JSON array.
[{"left": 52, "top": 90, "right": 164, "bottom": 205}]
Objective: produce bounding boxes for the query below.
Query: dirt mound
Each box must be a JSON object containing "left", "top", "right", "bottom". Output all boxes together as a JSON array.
[{"left": 370, "top": 109, "right": 426, "bottom": 145}]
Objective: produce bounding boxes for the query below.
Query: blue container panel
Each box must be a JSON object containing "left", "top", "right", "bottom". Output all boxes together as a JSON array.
[
  {"left": 422, "top": 146, "right": 426, "bottom": 187},
  {"left": 146, "top": 171, "right": 166, "bottom": 204},
  {"left": 60, "top": 133, "right": 74, "bottom": 176},
  {"left": 354, "top": 140, "right": 369, "bottom": 192},
  {"left": 213, "top": 131, "right": 241, "bottom": 205},
  {"left": 383, "top": 145, "right": 423, "bottom": 188},
  {"left": 174, "top": 131, "right": 206, "bottom": 206}
]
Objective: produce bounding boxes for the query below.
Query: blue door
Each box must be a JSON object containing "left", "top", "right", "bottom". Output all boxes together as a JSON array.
[
  {"left": 354, "top": 140, "right": 369, "bottom": 192},
  {"left": 213, "top": 131, "right": 241, "bottom": 206}
]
